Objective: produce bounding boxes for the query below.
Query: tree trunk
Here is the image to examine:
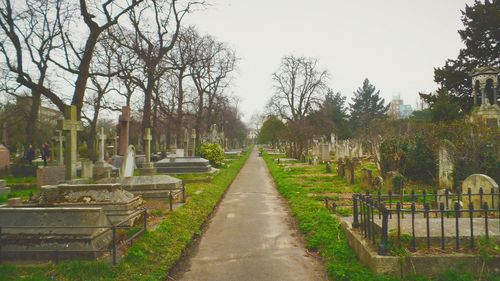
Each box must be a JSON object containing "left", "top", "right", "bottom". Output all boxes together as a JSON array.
[{"left": 26, "top": 91, "right": 41, "bottom": 147}]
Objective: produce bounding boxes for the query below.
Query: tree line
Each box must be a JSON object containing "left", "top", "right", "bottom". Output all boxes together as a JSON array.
[{"left": 0, "top": 0, "right": 246, "bottom": 159}]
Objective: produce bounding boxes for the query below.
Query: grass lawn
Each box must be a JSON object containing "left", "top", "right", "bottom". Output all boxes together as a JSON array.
[
  {"left": 263, "top": 153, "right": 499, "bottom": 281},
  {"left": 0, "top": 149, "right": 251, "bottom": 281}
]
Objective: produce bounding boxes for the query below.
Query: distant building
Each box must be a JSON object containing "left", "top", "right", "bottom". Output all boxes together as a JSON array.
[{"left": 388, "top": 95, "right": 413, "bottom": 119}]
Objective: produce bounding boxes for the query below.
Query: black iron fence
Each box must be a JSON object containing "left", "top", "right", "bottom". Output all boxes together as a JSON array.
[{"left": 0, "top": 208, "right": 147, "bottom": 265}]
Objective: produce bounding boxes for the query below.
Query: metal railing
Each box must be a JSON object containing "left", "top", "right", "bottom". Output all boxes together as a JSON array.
[
  {"left": 349, "top": 193, "right": 500, "bottom": 255},
  {"left": 0, "top": 208, "right": 147, "bottom": 265}
]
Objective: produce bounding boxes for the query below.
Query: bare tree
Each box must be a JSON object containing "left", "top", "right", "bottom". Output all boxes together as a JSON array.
[
  {"left": 0, "top": 0, "right": 143, "bottom": 117},
  {"left": 269, "top": 55, "right": 328, "bottom": 123}
]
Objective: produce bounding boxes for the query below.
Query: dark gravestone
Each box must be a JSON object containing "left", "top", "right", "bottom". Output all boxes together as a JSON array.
[
  {"left": 337, "top": 158, "right": 345, "bottom": 177},
  {"left": 361, "top": 168, "right": 373, "bottom": 191},
  {"left": 386, "top": 171, "right": 405, "bottom": 194},
  {"left": 344, "top": 158, "right": 356, "bottom": 185}
]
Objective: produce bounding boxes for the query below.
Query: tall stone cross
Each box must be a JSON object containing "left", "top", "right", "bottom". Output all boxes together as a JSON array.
[
  {"left": 97, "top": 127, "right": 107, "bottom": 164},
  {"left": 143, "top": 128, "right": 153, "bottom": 167},
  {"left": 52, "top": 130, "right": 65, "bottom": 164},
  {"left": 57, "top": 105, "right": 83, "bottom": 180}
]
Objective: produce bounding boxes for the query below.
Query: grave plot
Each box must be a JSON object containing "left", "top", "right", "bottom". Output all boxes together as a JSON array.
[{"left": 331, "top": 188, "right": 500, "bottom": 277}]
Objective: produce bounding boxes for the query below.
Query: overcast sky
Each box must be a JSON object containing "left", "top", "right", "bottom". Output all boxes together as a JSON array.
[{"left": 185, "top": 0, "right": 475, "bottom": 122}]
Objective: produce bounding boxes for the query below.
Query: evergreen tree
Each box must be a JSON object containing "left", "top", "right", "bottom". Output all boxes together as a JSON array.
[
  {"left": 349, "top": 79, "right": 388, "bottom": 136},
  {"left": 310, "top": 89, "right": 351, "bottom": 139},
  {"left": 257, "top": 116, "right": 286, "bottom": 148},
  {"left": 432, "top": 0, "right": 500, "bottom": 112}
]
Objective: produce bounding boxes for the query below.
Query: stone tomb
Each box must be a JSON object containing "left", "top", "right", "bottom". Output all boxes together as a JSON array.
[
  {"left": 32, "top": 183, "right": 143, "bottom": 226},
  {"left": 155, "top": 157, "right": 212, "bottom": 174},
  {"left": 36, "top": 165, "right": 65, "bottom": 187},
  {"left": 0, "top": 207, "right": 112, "bottom": 260},
  {"left": 99, "top": 175, "right": 184, "bottom": 200},
  {"left": 462, "top": 174, "right": 499, "bottom": 210}
]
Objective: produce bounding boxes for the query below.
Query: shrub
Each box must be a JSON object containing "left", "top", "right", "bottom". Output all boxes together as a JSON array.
[{"left": 198, "top": 143, "right": 224, "bottom": 167}]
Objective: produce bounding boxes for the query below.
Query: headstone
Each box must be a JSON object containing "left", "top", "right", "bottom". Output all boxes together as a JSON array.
[
  {"left": 93, "top": 128, "right": 112, "bottom": 180},
  {"left": 386, "top": 171, "right": 405, "bottom": 194},
  {"left": 462, "top": 174, "right": 499, "bottom": 210},
  {"left": 325, "top": 162, "right": 331, "bottom": 173},
  {"left": 436, "top": 189, "right": 453, "bottom": 210},
  {"left": 438, "top": 141, "right": 455, "bottom": 189},
  {"left": 122, "top": 145, "right": 136, "bottom": 178},
  {"left": 36, "top": 165, "right": 65, "bottom": 187},
  {"left": 337, "top": 158, "right": 345, "bottom": 177},
  {"left": 344, "top": 158, "right": 356, "bottom": 184},
  {"left": 319, "top": 143, "right": 330, "bottom": 162},
  {"left": 57, "top": 105, "right": 83, "bottom": 180},
  {"left": 140, "top": 128, "right": 156, "bottom": 175},
  {"left": 0, "top": 144, "right": 10, "bottom": 170},
  {"left": 117, "top": 106, "right": 131, "bottom": 156},
  {"left": 81, "top": 160, "right": 94, "bottom": 179},
  {"left": 361, "top": 168, "right": 374, "bottom": 191},
  {"left": 373, "top": 176, "right": 384, "bottom": 191},
  {"left": 52, "top": 130, "right": 65, "bottom": 164},
  {"left": 96, "top": 127, "right": 107, "bottom": 165}
]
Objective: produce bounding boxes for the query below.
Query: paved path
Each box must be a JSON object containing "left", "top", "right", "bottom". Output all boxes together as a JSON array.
[{"left": 171, "top": 149, "right": 327, "bottom": 281}]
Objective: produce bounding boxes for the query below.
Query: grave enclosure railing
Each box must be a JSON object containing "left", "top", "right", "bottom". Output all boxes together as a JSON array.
[
  {"left": 325, "top": 189, "right": 500, "bottom": 255},
  {"left": 0, "top": 208, "right": 148, "bottom": 265}
]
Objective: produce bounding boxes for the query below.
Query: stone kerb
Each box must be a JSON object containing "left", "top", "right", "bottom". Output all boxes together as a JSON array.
[{"left": 462, "top": 174, "right": 499, "bottom": 210}]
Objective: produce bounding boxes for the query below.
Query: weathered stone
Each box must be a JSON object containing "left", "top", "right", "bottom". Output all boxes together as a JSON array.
[
  {"left": 35, "top": 183, "right": 143, "bottom": 225},
  {"left": 361, "top": 168, "right": 373, "bottom": 191},
  {"left": 0, "top": 207, "right": 112, "bottom": 260},
  {"left": 0, "top": 144, "right": 10, "bottom": 170},
  {"left": 344, "top": 158, "right": 356, "bottom": 185},
  {"left": 325, "top": 162, "right": 331, "bottom": 173},
  {"left": 99, "top": 175, "right": 184, "bottom": 199},
  {"left": 155, "top": 157, "right": 212, "bottom": 174},
  {"left": 93, "top": 165, "right": 112, "bottom": 180},
  {"left": 0, "top": 186, "right": 11, "bottom": 195},
  {"left": 386, "top": 171, "right": 405, "bottom": 194},
  {"left": 438, "top": 140, "right": 455, "bottom": 189},
  {"left": 36, "top": 165, "right": 65, "bottom": 187},
  {"left": 462, "top": 174, "right": 499, "bottom": 210},
  {"left": 58, "top": 105, "right": 84, "bottom": 180},
  {"left": 81, "top": 160, "right": 94, "bottom": 179},
  {"left": 373, "top": 176, "right": 384, "bottom": 191},
  {"left": 118, "top": 106, "right": 131, "bottom": 156},
  {"left": 337, "top": 158, "right": 345, "bottom": 177},
  {"left": 319, "top": 143, "right": 330, "bottom": 162},
  {"left": 7, "top": 197, "right": 22, "bottom": 206}
]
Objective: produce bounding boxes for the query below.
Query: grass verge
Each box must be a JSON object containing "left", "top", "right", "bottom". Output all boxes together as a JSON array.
[
  {"left": 0, "top": 148, "right": 251, "bottom": 281},
  {"left": 262, "top": 153, "right": 499, "bottom": 281}
]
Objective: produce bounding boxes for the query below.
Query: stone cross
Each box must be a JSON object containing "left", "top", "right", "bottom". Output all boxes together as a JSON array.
[
  {"left": 183, "top": 128, "right": 189, "bottom": 156},
  {"left": 143, "top": 128, "right": 152, "bottom": 166},
  {"left": 57, "top": 105, "right": 83, "bottom": 180},
  {"left": 52, "top": 130, "right": 65, "bottom": 164},
  {"left": 97, "top": 127, "right": 107, "bottom": 164}
]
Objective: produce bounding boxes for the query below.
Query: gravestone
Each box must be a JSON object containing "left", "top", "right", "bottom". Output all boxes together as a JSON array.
[
  {"left": 386, "top": 171, "right": 405, "bottom": 194},
  {"left": 337, "top": 158, "right": 345, "bottom": 177},
  {"left": 52, "top": 130, "right": 65, "bottom": 164},
  {"left": 117, "top": 106, "right": 131, "bottom": 156},
  {"left": 462, "top": 174, "right": 499, "bottom": 210},
  {"left": 0, "top": 144, "right": 10, "bottom": 170},
  {"left": 57, "top": 105, "right": 83, "bottom": 180},
  {"left": 319, "top": 143, "right": 330, "bottom": 162},
  {"left": 81, "top": 160, "right": 94, "bottom": 179},
  {"left": 344, "top": 158, "right": 356, "bottom": 184},
  {"left": 140, "top": 128, "right": 156, "bottom": 175},
  {"left": 373, "top": 176, "right": 384, "bottom": 191},
  {"left": 438, "top": 141, "right": 455, "bottom": 189},
  {"left": 189, "top": 129, "right": 196, "bottom": 157},
  {"left": 36, "top": 166, "right": 65, "bottom": 187},
  {"left": 122, "top": 145, "right": 136, "bottom": 177},
  {"left": 155, "top": 157, "right": 211, "bottom": 174},
  {"left": 99, "top": 175, "right": 184, "bottom": 200},
  {"left": 93, "top": 127, "right": 112, "bottom": 180},
  {"left": 361, "top": 168, "right": 374, "bottom": 191}
]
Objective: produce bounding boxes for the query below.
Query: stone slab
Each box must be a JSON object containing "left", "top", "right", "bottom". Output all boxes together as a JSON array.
[
  {"left": 99, "top": 175, "right": 184, "bottom": 199},
  {"left": 155, "top": 157, "right": 212, "bottom": 174},
  {"left": 33, "top": 183, "right": 143, "bottom": 226},
  {"left": 0, "top": 207, "right": 112, "bottom": 260}
]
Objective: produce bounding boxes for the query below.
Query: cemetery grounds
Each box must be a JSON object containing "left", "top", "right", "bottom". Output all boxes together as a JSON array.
[
  {"left": 262, "top": 152, "right": 500, "bottom": 281},
  {"left": 0, "top": 150, "right": 250, "bottom": 281}
]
